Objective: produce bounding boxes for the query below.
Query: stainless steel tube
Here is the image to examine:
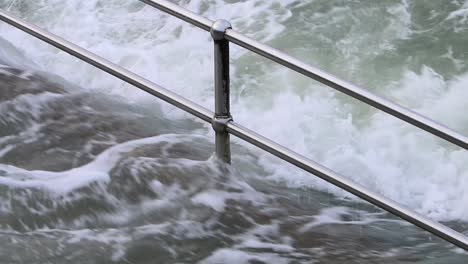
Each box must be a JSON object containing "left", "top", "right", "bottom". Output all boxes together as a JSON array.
[
  {"left": 211, "top": 20, "right": 232, "bottom": 163},
  {"left": 2, "top": 6, "right": 468, "bottom": 251},
  {"left": 227, "top": 121, "right": 468, "bottom": 251},
  {"left": 140, "top": 0, "right": 212, "bottom": 31},
  {"left": 140, "top": 0, "right": 468, "bottom": 150},
  {"left": 225, "top": 30, "right": 468, "bottom": 150},
  {"left": 0, "top": 9, "right": 213, "bottom": 124}
]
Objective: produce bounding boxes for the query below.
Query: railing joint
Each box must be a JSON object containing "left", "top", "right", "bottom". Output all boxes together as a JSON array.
[
  {"left": 2, "top": 1, "right": 468, "bottom": 250},
  {"left": 212, "top": 115, "right": 232, "bottom": 133},
  {"left": 210, "top": 19, "right": 232, "bottom": 41}
]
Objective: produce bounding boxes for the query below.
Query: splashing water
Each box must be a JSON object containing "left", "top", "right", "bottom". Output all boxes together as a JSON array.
[{"left": 0, "top": 0, "right": 468, "bottom": 263}]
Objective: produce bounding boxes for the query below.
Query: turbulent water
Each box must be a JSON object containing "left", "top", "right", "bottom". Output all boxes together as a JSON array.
[{"left": 0, "top": 0, "right": 468, "bottom": 263}]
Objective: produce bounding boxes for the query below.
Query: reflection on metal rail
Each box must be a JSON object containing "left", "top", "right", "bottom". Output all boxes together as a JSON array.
[
  {"left": 142, "top": 0, "right": 468, "bottom": 151},
  {"left": 1, "top": 1, "right": 467, "bottom": 252}
]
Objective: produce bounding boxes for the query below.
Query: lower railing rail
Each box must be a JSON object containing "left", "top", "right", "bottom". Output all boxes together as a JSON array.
[{"left": 1, "top": 2, "right": 467, "bottom": 252}]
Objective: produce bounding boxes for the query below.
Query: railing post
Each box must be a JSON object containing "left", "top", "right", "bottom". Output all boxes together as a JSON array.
[{"left": 210, "top": 19, "right": 232, "bottom": 164}]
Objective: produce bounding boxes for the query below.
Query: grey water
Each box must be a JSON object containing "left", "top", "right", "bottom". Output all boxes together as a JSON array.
[{"left": 0, "top": 0, "right": 468, "bottom": 263}]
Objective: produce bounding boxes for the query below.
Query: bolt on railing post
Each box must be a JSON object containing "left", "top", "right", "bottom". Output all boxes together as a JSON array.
[{"left": 210, "top": 19, "right": 232, "bottom": 164}]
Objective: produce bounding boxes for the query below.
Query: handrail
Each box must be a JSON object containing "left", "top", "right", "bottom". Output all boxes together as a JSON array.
[
  {"left": 227, "top": 122, "right": 468, "bottom": 250},
  {"left": 1, "top": 4, "right": 468, "bottom": 251},
  {"left": 141, "top": 0, "right": 212, "bottom": 31},
  {"left": 142, "top": 0, "right": 468, "bottom": 151},
  {"left": 0, "top": 9, "right": 213, "bottom": 124}
]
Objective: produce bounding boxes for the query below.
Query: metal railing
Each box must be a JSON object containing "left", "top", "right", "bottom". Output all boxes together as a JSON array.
[{"left": 1, "top": 0, "right": 468, "bottom": 251}]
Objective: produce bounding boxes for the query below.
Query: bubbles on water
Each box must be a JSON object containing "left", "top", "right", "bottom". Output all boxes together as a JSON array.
[{"left": 1, "top": 0, "right": 468, "bottom": 262}]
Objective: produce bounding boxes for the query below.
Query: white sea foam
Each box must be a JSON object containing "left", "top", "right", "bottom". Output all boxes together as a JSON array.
[
  {"left": 0, "top": 134, "right": 204, "bottom": 194},
  {"left": 298, "top": 207, "right": 401, "bottom": 233},
  {"left": 201, "top": 248, "right": 291, "bottom": 264},
  {"left": 0, "top": 0, "right": 467, "bottom": 224}
]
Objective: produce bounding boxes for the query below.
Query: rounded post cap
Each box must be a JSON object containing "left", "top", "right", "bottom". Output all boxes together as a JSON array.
[{"left": 210, "top": 19, "right": 232, "bottom": 40}]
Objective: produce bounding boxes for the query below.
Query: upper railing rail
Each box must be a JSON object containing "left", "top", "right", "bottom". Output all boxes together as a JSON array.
[
  {"left": 1, "top": 0, "right": 467, "bottom": 252},
  {"left": 142, "top": 0, "right": 468, "bottom": 151}
]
